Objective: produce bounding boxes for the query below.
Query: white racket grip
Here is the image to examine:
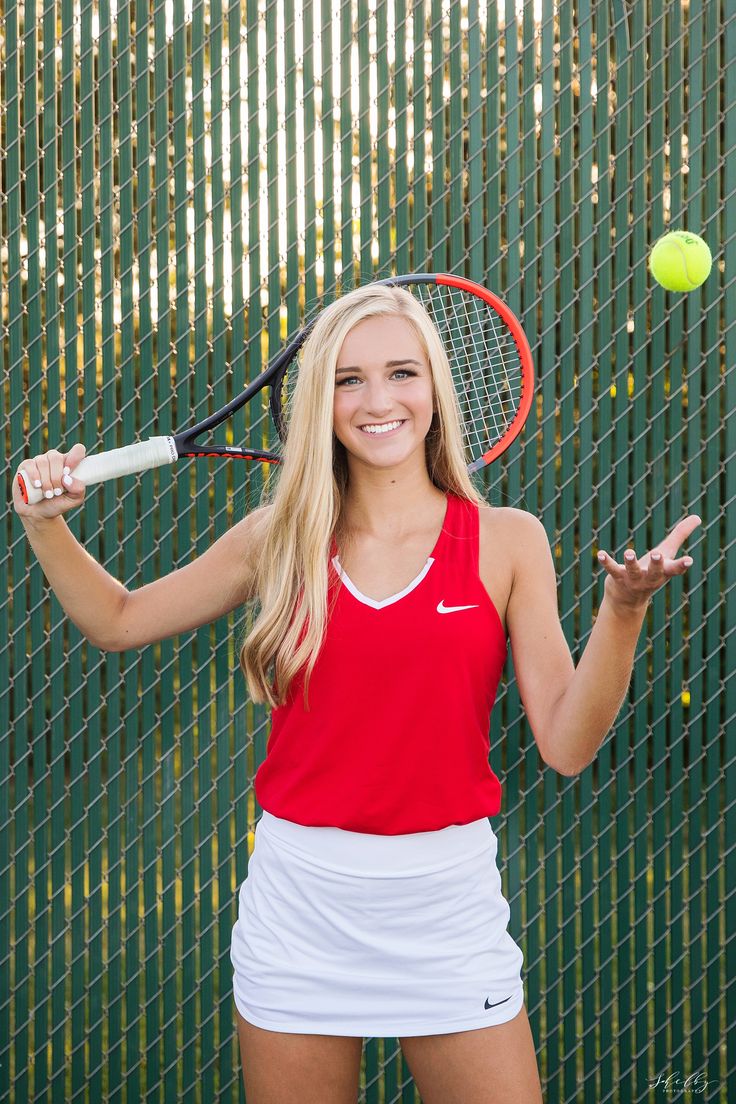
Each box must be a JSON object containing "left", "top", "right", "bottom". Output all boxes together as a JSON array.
[{"left": 17, "top": 436, "right": 177, "bottom": 505}]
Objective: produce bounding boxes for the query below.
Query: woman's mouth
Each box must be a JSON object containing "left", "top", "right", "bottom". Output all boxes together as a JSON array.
[{"left": 358, "top": 419, "right": 407, "bottom": 437}]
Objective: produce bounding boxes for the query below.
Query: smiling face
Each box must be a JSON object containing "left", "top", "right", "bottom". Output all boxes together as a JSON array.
[{"left": 332, "top": 315, "right": 436, "bottom": 471}]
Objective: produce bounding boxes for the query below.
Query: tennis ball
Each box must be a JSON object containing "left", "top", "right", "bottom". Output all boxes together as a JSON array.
[{"left": 649, "top": 230, "right": 712, "bottom": 292}]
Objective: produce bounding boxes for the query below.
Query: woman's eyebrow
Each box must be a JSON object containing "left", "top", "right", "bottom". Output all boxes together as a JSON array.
[{"left": 335, "top": 359, "right": 422, "bottom": 375}]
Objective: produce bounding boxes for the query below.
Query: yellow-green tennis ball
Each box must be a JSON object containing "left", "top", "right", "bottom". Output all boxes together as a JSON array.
[{"left": 649, "top": 230, "right": 712, "bottom": 292}]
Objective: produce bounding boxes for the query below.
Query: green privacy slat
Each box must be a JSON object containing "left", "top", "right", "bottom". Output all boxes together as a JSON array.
[
  {"left": 612, "top": 0, "right": 636, "bottom": 1093},
  {"left": 375, "top": 0, "right": 391, "bottom": 270},
  {"left": 573, "top": 0, "right": 599, "bottom": 1093},
  {"left": 302, "top": 1, "right": 319, "bottom": 317},
  {"left": 3, "top": 2, "right": 733, "bottom": 1101},
  {"left": 465, "top": 4, "right": 483, "bottom": 279},
  {"left": 77, "top": 0, "right": 106, "bottom": 1096},
  {"left": 429, "top": 1, "right": 446, "bottom": 271},
  {"left": 447, "top": 1, "right": 463, "bottom": 267},
  {"left": 339, "top": 0, "right": 353, "bottom": 285},
  {"left": 284, "top": 0, "right": 300, "bottom": 318},
  {"left": 4, "top": 2, "right": 29, "bottom": 1099},
  {"left": 727, "top": 0, "right": 736, "bottom": 1089},
  {"left": 410, "top": 0, "right": 427, "bottom": 270},
  {"left": 357, "top": 1, "right": 372, "bottom": 280},
  {"left": 318, "top": 0, "right": 335, "bottom": 298},
  {"left": 626, "top": 0, "right": 657, "bottom": 1095},
  {"left": 393, "top": 0, "right": 409, "bottom": 275}
]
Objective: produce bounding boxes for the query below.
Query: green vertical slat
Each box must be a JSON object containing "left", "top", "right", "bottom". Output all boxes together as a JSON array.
[
  {"left": 147, "top": 0, "right": 178, "bottom": 1095},
  {"left": 20, "top": 0, "right": 48, "bottom": 1095},
  {"left": 375, "top": 0, "right": 391, "bottom": 271},
  {"left": 726, "top": 2, "right": 736, "bottom": 1094},
  {"left": 21, "top": 0, "right": 43, "bottom": 440},
  {"left": 356, "top": 1, "right": 372, "bottom": 281},
  {"left": 447, "top": 0, "right": 463, "bottom": 266},
  {"left": 611, "top": 0, "right": 635, "bottom": 1094},
  {"left": 96, "top": 0, "right": 121, "bottom": 1084},
  {"left": 393, "top": 0, "right": 410, "bottom": 275},
  {"left": 466, "top": 4, "right": 483, "bottom": 281},
  {"left": 537, "top": 0, "right": 565, "bottom": 1083},
  {"left": 0, "top": 13, "right": 10, "bottom": 1075},
  {"left": 226, "top": 0, "right": 246, "bottom": 434},
  {"left": 4, "top": 3, "right": 32, "bottom": 1099},
  {"left": 702, "top": 2, "right": 727, "bottom": 1096},
  {"left": 340, "top": 0, "right": 353, "bottom": 286},
  {"left": 302, "top": 3, "right": 320, "bottom": 315},
  {"left": 553, "top": 2, "right": 580, "bottom": 1096},
  {"left": 284, "top": 0, "right": 300, "bottom": 316},
  {"left": 224, "top": 1, "right": 250, "bottom": 1082},
  {"left": 58, "top": 0, "right": 81, "bottom": 1095},
  {"left": 496, "top": 5, "right": 534, "bottom": 1084},
  {"left": 592, "top": 0, "right": 616, "bottom": 1095},
  {"left": 429, "top": 0, "right": 446, "bottom": 270},
  {"left": 124, "top": 0, "right": 155, "bottom": 1095},
  {"left": 635, "top": 2, "right": 663, "bottom": 1100},
  {"left": 411, "top": 0, "right": 427, "bottom": 269},
  {"left": 574, "top": 0, "right": 598, "bottom": 1095},
  {"left": 483, "top": 2, "right": 502, "bottom": 296},
  {"left": 206, "top": 0, "right": 235, "bottom": 1089},
  {"left": 648, "top": 0, "right": 679, "bottom": 1091},
  {"left": 175, "top": 0, "right": 200, "bottom": 1097},
  {"left": 320, "top": 0, "right": 337, "bottom": 296},
  {"left": 77, "top": 0, "right": 107, "bottom": 1094},
  {"left": 302, "top": 0, "right": 319, "bottom": 319},
  {"left": 26, "top": 42, "right": 63, "bottom": 1096},
  {"left": 480, "top": 0, "right": 505, "bottom": 533},
  {"left": 107, "top": 0, "right": 134, "bottom": 1094},
  {"left": 265, "top": 0, "right": 281, "bottom": 400}
]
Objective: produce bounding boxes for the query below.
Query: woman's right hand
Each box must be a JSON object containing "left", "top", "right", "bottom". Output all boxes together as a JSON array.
[{"left": 13, "top": 444, "right": 88, "bottom": 521}]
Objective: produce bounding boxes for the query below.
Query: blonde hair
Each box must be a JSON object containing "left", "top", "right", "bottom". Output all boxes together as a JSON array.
[{"left": 238, "top": 283, "right": 488, "bottom": 709}]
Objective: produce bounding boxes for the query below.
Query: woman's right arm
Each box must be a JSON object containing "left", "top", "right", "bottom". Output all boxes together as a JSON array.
[
  {"left": 18, "top": 513, "right": 130, "bottom": 648},
  {"left": 14, "top": 443, "right": 270, "bottom": 651}
]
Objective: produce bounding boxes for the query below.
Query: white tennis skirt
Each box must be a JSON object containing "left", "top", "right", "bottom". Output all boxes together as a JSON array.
[{"left": 230, "top": 809, "right": 525, "bottom": 1037}]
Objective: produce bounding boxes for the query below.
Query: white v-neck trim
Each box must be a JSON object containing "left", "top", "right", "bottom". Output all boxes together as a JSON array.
[{"left": 331, "top": 555, "right": 436, "bottom": 609}]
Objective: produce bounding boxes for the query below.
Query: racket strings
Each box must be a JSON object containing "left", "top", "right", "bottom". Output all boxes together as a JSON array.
[{"left": 412, "top": 284, "right": 524, "bottom": 459}]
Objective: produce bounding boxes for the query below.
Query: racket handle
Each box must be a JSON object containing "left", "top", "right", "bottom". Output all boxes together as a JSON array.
[{"left": 16, "top": 436, "right": 177, "bottom": 505}]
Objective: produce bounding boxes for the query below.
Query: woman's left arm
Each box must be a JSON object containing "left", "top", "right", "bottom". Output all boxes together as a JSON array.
[{"left": 546, "top": 514, "right": 702, "bottom": 776}]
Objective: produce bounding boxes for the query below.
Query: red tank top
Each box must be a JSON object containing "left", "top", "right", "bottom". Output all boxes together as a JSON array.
[{"left": 253, "top": 492, "right": 508, "bottom": 834}]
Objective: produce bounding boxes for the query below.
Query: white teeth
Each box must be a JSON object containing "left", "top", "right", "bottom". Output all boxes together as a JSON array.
[{"left": 360, "top": 420, "right": 403, "bottom": 435}]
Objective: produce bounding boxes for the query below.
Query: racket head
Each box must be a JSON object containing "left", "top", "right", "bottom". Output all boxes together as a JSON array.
[{"left": 270, "top": 273, "right": 534, "bottom": 475}]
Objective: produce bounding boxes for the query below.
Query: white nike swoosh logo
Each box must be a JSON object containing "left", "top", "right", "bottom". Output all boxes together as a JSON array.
[{"left": 437, "top": 601, "right": 480, "bottom": 613}]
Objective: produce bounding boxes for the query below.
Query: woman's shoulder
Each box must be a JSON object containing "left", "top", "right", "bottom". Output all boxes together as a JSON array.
[{"left": 476, "top": 500, "right": 529, "bottom": 531}]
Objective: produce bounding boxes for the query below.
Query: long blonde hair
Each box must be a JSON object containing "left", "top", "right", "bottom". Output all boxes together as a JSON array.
[{"left": 238, "top": 283, "right": 488, "bottom": 709}]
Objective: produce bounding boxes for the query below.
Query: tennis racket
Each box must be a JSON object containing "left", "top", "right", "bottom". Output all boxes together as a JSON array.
[{"left": 16, "top": 273, "right": 534, "bottom": 505}]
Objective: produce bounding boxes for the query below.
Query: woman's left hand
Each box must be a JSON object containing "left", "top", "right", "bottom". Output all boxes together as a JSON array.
[{"left": 597, "top": 514, "right": 702, "bottom": 614}]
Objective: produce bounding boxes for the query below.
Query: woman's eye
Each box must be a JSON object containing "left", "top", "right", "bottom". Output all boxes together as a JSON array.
[{"left": 336, "top": 369, "right": 416, "bottom": 387}]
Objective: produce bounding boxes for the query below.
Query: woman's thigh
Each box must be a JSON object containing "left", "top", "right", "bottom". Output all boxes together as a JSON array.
[
  {"left": 236, "top": 1008, "right": 364, "bottom": 1104},
  {"left": 399, "top": 1002, "right": 543, "bottom": 1104}
]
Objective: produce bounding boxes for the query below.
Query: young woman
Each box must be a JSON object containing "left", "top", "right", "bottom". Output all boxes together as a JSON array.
[{"left": 15, "top": 284, "right": 699, "bottom": 1104}]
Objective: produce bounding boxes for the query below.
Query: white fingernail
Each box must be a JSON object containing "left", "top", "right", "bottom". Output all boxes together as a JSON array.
[
  {"left": 34, "top": 479, "right": 42, "bottom": 488},
  {"left": 63, "top": 474, "right": 72, "bottom": 486},
  {"left": 63, "top": 466, "right": 70, "bottom": 476},
  {"left": 54, "top": 487, "right": 62, "bottom": 496},
  {"left": 44, "top": 489, "right": 53, "bottom": 499}
]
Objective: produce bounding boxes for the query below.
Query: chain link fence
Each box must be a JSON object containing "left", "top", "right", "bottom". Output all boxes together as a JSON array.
[{"left": 2, "top": 0, "right": 733, "bottom": 1099}]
